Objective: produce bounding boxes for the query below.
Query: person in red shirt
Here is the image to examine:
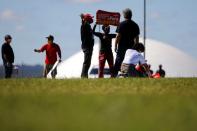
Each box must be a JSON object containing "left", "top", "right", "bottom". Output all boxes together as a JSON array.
[{"left": 34, "top": 35, "right": 61, "bottom": 77}]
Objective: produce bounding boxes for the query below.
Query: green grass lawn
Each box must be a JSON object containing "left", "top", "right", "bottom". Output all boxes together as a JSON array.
[{"left": 0, "top": 78, "right": 197, "bottom": 131}]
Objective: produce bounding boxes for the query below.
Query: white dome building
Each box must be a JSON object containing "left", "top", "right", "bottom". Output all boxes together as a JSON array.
[{"left": 47, "top": 39, "right": 197, "bottom": 78}]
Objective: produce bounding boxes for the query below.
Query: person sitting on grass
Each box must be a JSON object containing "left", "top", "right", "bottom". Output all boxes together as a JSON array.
[
  {"left": 93, "top": 24, "right": 116, "bottom": 78},
  {"left": 156, "top": 64, "right": 166, "bottom": 77},
  {"left": 120, "top": 43, "right": 151, "bottom": 77}
]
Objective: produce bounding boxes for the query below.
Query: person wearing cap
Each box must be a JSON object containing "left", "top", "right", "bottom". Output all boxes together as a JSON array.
[
  {"left": 93, "top": 24, "right": 116, "bottom": 78},
  {"left": 1, "top": 35, "right": 15, "bottom": 78},
  {"left": 113, "top": 8, "right": 140, "bottom": 77},
  {"left": 80, "top": 13, "right": 94, "bottom": 78},
  {"left": 34, "top": 35, "right": 61, "bottom": 78}
]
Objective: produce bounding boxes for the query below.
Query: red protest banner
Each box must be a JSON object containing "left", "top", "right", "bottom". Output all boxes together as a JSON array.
[{"left": 96, "top": 10, "right": 121, "bottom": 26}]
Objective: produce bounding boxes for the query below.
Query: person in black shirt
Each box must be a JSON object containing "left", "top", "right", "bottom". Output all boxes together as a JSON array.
[
  {"left": 80, "top": 13, "right": 94, "bottom": 78},
  {"left": 1, "top": 35, "right": 15, "bottom": 78},
  {"left": 156, "top": 64, "right": 166, "bottom": 77},
  {"left": 113, "top": 8, "right": 140, "bottom": 77},
  {"left": 93, "top": 24, "right": 116, "bottom": 78}
]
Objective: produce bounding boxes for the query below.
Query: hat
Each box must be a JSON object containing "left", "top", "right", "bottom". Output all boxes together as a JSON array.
[
  {"left": 5, "top": 35, "right": 12, "bottom": 40},
  {"left": 46, "top": 35, "right": 54, "bottom": 41},
  {"left": 83, "top": 14, "right": 94, "bottom": 23}
]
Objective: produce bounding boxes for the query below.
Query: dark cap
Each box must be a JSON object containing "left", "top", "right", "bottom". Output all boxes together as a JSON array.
[
  {"left": 46, "top": 35, "right": 54, "bottom": 41},
  {"left": 5, "top": 35, "right": 12, "bottom": 40}
]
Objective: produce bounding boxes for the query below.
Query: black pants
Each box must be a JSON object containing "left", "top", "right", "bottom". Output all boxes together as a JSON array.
[
  {"left": 113, "top": 48, "right": 127, "bottom": 77},
  {"left": 81, "top": 48, "right": 93, "bottom": 78},
  {"left": 4, "top": 63, "right": 13, "bottom": 78},
  {"left": 43, "top": 64, "right": 54, "bottom": 78}
]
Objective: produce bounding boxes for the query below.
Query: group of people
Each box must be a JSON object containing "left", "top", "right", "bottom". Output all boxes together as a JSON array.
[
  {"left": 80, "top": 8, "right": 155, "bottom": 78},
  {"left": 1, "top": 34, "right": 62, "bottom": 78},
  {"left": 1, "top": 8, "right": 165, "bottom": 79},
  {"left": 81, "top": 8, "right": 137, "bottom": 78}
]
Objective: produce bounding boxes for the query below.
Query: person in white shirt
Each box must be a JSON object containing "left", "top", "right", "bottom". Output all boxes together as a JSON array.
[{"left": 121, "top": 43, "right": 150, "bottom": 77}]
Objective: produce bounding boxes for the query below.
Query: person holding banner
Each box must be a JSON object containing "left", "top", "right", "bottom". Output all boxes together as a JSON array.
[
  {"left": 80, "top": 13, "right": 94, "bottom": 78},
  {"left": 93, "top": 24, "right": 116, "bottom": 78},
  {"left": 113, "top": 8, "right": 140, "bottom": 77}
]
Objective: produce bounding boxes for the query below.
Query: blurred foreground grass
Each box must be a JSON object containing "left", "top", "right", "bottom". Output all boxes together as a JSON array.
[{"left": 0, "top": 78, "right": 197, "bottom": 131}]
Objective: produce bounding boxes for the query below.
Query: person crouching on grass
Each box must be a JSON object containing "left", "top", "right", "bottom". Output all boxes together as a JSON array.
[
  {"left": 120, "top": 43, "right": 151, "bottom": 77},
  {"left": 93, "top": 24, "right": 116, "bottom": 78},
  {"left": 34, "top": 35, "right": 62, "bottom": 78}
]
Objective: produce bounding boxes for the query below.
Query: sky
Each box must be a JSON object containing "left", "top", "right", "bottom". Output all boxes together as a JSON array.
[{"left": 0, "top": 0, "right": 197, "bottom": 65}]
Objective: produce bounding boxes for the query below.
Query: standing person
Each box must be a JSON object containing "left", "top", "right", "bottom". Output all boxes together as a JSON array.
[
  {"left": 1, "top": 35, "right": 15, "bottom": 78},
  {"left": 113, "top": 8, "right": 140, "bottom": 77},
  {"left": 80, "top": 13, "right": 94, "bottom": 78},
  {"left": 34, "top": 35, "right": 61, "bottom": 78},
  {"left": 93, "top": 24, "right": 116, "bottom": 78},
  {"left": 156, "top": 64, "right": 166, "bottom": 77}
]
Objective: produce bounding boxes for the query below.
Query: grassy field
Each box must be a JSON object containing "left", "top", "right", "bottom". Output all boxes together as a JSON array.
[{"left": 0, "top": 78, "right": 197, "bottom": 131}]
